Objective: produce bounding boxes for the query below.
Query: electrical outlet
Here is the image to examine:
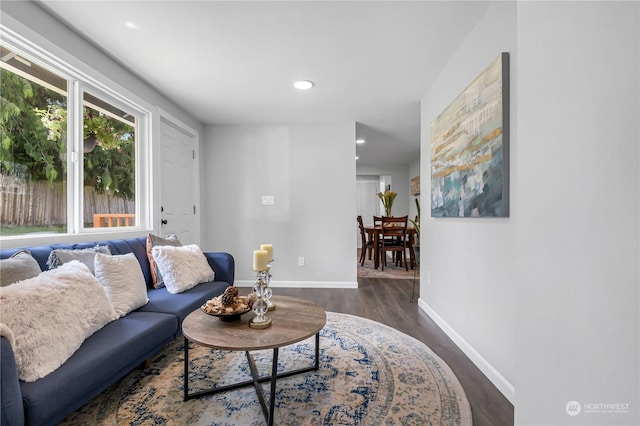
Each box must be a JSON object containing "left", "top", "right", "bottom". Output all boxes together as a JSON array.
[{"left": 298, "top": 256, "right": 305, "bottom": 266}]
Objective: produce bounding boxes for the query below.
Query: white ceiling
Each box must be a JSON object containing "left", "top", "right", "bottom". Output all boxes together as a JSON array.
[{"left": 38, "top": 1, "right": 490, "bottom": 166}]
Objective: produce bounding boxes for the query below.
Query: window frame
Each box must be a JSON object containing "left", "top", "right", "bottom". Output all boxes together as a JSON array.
[{"left": 0, "top": 25, "right": 153, "bottom": 244}]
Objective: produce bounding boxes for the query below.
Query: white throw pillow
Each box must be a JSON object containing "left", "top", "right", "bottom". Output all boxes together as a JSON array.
[
  {"left": 151, "top": 244, "right": 215, "bottom": 294},
  {"left": 0, "top": 261, "right": 116, "bottom": 381},
  {"left": 94, "top": 253, "right": 149, "bottom": 318}
]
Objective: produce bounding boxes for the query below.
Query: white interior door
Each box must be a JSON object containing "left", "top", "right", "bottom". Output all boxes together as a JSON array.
[
  {"left": 160, "top": 117, "right": 198, "bottom": 244},
  {"left": 356, "top": 179, "right": 379, "bottom": 248}
]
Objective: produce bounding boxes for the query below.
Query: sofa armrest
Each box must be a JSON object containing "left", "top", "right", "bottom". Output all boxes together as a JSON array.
[
  {"left": 1, "top": 337, "right": 24, "bottom": 426},
  {"left": 204, "top": 252, "right": 235, "bottom": 285}
]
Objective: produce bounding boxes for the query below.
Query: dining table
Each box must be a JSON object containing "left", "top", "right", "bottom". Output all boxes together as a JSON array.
[{"left": 363, "top": 225, "right": 417, "bottom": 270}]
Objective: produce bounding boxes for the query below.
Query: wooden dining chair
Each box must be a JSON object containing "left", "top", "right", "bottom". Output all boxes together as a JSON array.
[
  {"left": 375, "top": 215, "right": 402, "bottom": 265},
  {"left": 374, "top": 215, "right": 396, "bottom": 244},
  {"left": 379, "top": 215, "right": 409, "bottom": 271},
  {"left": 357, "top": 216, "right": 375, "bottom": 266}
]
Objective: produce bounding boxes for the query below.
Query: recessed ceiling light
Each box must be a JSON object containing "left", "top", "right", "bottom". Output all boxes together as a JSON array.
[
  {"left": 294, "top": 80, "right": 314, "bottom": 90},
  {"left": 124, "top": 21, "right": 138, "bottom": 30},
  {"left": 356, "top": 139, "right": 365, "bottom": 144}
]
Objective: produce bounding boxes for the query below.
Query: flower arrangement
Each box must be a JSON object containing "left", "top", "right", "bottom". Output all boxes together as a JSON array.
[{"left": 377, "top": 190, "right": 397, "bottom": 217}]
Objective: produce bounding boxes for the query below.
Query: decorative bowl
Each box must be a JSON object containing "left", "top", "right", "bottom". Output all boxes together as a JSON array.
[{"left": 201, "top": 306, "right": 251, "bottom": 322}]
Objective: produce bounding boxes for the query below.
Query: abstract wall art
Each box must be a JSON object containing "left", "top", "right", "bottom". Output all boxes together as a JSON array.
[{"left": 430, "top": 52, "right": 509, "bottom": 217}]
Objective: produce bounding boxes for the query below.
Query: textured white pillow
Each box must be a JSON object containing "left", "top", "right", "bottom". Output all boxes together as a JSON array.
[
  {"left": 0, "top": 261, "right": 116, "bottom": 381},
  {"left": 151, "top": 244, "right": 215, "bottom": 294},
  {"left": 94, "top": 253, "right": 149, "bottom": 318}
]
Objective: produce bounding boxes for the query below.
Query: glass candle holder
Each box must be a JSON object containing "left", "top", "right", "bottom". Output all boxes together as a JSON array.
[
  {"left": 249, "top": 272, "right": 271, "bottom": 329},
  {"left": 264, "top": 263, "right": 275, "bottom": 311}
]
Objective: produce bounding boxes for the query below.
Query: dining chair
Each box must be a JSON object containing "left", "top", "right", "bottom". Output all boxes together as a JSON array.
[
  {"left": 375, "top": 215, "right": 403, "bottom": 265},
  {"left": 374, "top": 215, "right": 396, "bottom": 245},
  {"left": 379, "top": 215, "right": 409, "bottom": 271},
  {"left": 357, "top": 216, "right": 375, "bottom": 266}
]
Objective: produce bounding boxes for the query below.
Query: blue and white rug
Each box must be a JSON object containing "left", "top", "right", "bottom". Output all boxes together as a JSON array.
[{"left": 61, "top": 312, "right": 472, "bottom": 425}]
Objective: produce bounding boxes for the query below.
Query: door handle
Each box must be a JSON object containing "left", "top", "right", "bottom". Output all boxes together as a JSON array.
[{"left": 161, "top": 219, "right": 168, "bottom": 225}]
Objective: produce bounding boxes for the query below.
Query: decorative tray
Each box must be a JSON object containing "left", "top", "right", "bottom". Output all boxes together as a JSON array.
[{"left": 201, "top": 295, "right": 252, "bottom": 322}]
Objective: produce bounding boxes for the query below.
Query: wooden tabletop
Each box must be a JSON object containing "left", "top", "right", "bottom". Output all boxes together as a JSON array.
[{"left": 182, "top": 295, "right": 327, "bottom": 351}]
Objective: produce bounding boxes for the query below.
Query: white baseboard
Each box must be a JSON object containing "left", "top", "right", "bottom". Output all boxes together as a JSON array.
[
  {"left": 235, "top": 280, "right": 358, "bottom": 289},
  {"left": 418, "top": 298, "right": 515, "bottom": 404}
]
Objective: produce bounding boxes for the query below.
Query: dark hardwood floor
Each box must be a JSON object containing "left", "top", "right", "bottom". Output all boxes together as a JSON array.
[{"left": 272, "top": 278, "right": 514, "bottom": 426}]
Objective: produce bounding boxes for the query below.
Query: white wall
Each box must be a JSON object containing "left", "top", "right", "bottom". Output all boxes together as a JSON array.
[
  {"left": 202, "top": 123, "right": 357, "bottom": 288},
  {"left": 356, "top": 164, "right": 411, "bottom": 217},
  {"left": 422, "top": 1, "right": 640, "bottom": 424},
  {"left": 420, "top": 0, "right": 517, "bottom": 401},
  {"left": 515, "top": 2, "right": 639, "bottom": 425}
]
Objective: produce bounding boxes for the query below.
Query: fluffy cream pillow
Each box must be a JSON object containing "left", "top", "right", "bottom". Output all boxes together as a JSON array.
[
  {"left": 0, "top": 250, "right": 42, "bottom": 287},
  {"left": 0, "top": 261, "right": 116, "bottom": 381},
  {"left": 94, "top": 253, "right": 149, "bottom": 318},
  {"left": 151, "top": 244, "right": 215, "bottom": 294}
]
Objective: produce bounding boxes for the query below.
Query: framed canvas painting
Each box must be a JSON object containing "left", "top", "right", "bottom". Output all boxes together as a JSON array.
[{"left": 430, "top": 52, "right": 509, "bottom": 217}]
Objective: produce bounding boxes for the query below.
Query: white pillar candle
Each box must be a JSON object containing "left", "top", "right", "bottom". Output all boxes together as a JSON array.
[
  {"left": 253, "top": 249, "right": 269, "bottom": 271},
  {"left": 260, "top": 244, "right": 273, "bottom": 262}
]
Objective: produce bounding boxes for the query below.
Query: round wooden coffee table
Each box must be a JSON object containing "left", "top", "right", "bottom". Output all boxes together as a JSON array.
[{"left": 182, "top": 295, "right": 326, "bottom": 426}]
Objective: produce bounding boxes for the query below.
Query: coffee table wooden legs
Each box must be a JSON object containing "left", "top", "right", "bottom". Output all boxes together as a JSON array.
[{"left": 183, "top": 333, "right": 321, "bottom": 425}]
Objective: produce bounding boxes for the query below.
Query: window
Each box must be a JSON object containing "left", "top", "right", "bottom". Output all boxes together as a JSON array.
[
  {"left": 82, "top": 92, "right": 137, "bottom": 230},
  {"left": 0, "top": 39, "right": 149, "bottom": 238}
]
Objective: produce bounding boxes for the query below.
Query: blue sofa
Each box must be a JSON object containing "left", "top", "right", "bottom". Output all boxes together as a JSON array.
[{"left": 0, "top": 237, "right": 234, "bottom": 426}]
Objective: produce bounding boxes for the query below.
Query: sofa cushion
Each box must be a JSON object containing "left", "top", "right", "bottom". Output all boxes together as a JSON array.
[
  {"left": 0, "top": 322, "right": 16, "bottom": 348},
  {"left": 151, "top": 244, "right": 215, "bottom": 294},
  {"left": 146, "top": 233, "right": 181, "bottom": 288},
  {"left": 95, "top": 253, "right": 149, "bottom": 318},
  {"left": 46, "top": 245, "right": 111, "bottom": 274},
  {"left": 1, "top": 337, "right": 24, "bottom": 426},
  {"left": 0, "top": 261, "right": 116, "bottom": 382},
  {"left": 140, "top": 280, "right": 229, "bottom": 331},
  {"left": 0, "top": 250, "right": 41, "bottom": 287},
  {"left": 19, "top": 311, "right": 177, "bottom": 426}
]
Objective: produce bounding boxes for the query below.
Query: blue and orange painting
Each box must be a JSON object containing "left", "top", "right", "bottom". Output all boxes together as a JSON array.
[{"left": 430, "top": 53, "right": 509, "bottom": 217}]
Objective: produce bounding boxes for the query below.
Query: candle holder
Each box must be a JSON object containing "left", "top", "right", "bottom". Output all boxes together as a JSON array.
[
  {"left": 249, "top": 271, "right": 271, "bottom": 329},
  {"left": 264, "top": 262, "right": 275, "bottom": 311}
]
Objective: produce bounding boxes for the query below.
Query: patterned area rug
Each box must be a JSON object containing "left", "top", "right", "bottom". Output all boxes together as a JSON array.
[{"left": 61, "top": 313, "right": 471, "bottom": 426}]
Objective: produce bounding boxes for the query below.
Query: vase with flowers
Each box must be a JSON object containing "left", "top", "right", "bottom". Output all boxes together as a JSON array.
[{"left": 377, "top": 190, "right": 397, "bottom": 217}]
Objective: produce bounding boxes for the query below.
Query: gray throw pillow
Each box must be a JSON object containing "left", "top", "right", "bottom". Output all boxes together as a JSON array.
[
  {"left": 0, "top": 250, "right": 42, "bottom": 287},
  {"left": 46, "top": 245, "right": 111, "bottom": 275}
]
